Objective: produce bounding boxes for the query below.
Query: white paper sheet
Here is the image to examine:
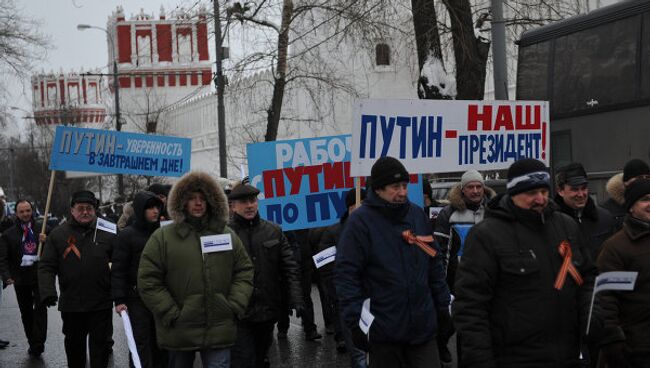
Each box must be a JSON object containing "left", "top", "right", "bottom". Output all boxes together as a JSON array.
[
  {"left": 120, "top": 310, "right": 142, "bottom": 368},
  {"left": 359, "top": 298, "right": 374, "bottom": 335}
]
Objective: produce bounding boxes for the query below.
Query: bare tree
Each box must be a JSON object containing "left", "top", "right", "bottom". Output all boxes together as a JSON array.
[
  {"left": 411, "top": 0, "right": 595, "bottom": 100},
  {"left": 0, "top": 0, "right": 49, "bottom": 111},
  {"left": 411, "top": 0, "right": 450, "bottom": 99},
  {"left": 225, "top": 0, "right": 399, "bottom": 141}
]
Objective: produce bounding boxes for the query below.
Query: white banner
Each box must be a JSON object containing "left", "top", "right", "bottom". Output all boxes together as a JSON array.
[
  {"left": 594, "top": 271, "right": 638, "bottom": 294},
  {"left": 586, "top": 271, "right": 638, "bottom": 334},
  {"left": 313, "top": 246, "right": 336, "bottom": 269},
  {"left": 96, "top": 217, "right": 117, "bottom": 234},
  {"left": 200, "top": 234, "right": 233, "bottom": 254},
  {"left": 350, "top": 99, "right": 550, "bottom": 176}
]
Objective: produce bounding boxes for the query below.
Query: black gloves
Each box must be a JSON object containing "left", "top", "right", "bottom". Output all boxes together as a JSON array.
[
  {"left": 42, "top": 296, "right": 58, "bottom": 307},
  {"left": 351, "top": 326, "right": 369, "bottom": 352}
]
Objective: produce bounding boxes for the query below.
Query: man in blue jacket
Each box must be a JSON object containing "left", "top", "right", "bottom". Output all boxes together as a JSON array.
[{"left": 336, "top": 156, "right": 451, "bottom": 368}]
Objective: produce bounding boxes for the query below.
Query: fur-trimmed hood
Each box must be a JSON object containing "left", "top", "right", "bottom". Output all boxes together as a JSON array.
[
  {"left": 606, "top": 173, "right": 625, "bottom": 205},
  {"left": 167, "top": 171, "right": 229, "bottom": 223},
  {"left": 447, "top": 184, "right": 497, "bottom": 210}
]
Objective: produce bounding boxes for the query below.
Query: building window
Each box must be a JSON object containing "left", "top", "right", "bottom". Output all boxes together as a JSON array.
[{"left": 375, "top": 43, "right": 390, "bottom": 66}]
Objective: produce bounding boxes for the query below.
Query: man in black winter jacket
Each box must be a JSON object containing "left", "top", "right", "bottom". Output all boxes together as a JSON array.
[
  {"left": 39, "top": 190, "right": 115, "bottom": 368},
  {"left": 554, "top": 163, "right": 615, "bottom": 367},
  {"left": 228, "top": 183, "right": 304, "bottom": 368},
  {"left": 0, "top": 199, "right": 49, "bottom": 356},
  {"left": 453, "top": 159, "right": 596, "bottom": 368},
  {"left": 112, "top": 191, "right": 165, "bottom": 368}
]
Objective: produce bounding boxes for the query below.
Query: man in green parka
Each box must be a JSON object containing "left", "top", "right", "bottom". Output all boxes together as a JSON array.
[{"left": 138, "top": 171, "right": 254, "bottom": 368}]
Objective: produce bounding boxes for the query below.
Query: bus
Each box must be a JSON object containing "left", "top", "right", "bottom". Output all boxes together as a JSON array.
[{"left": 516, "top": 0, "right": 650, "bottom": 202}]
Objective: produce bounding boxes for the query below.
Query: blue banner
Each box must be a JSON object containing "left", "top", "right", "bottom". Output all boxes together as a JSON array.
[
  {"left": 49, "top": 125, "right": 191, "bottom": 177},
  {"left": 247, "top": 135, "right": 424, "bottom": 231}
]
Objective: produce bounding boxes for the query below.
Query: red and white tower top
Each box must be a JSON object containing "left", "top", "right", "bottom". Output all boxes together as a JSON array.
[
  {"left": 107, "top": 5, "right": 212, "bottom": 89},
  {"left": 31, "top": 69, "right": 107, "bottom": 125}
]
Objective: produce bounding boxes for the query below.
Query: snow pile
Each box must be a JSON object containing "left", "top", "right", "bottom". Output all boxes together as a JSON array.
[{"left": 420, "top": 53, "right": 456, "bottom": 99}]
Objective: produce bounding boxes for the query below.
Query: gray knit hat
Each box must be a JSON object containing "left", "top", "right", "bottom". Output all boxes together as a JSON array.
[{"left": 461, "top": 170, "right": 484, "bottom": 188}]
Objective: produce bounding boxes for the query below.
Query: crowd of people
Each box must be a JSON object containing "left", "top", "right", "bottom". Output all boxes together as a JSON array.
[{"left": 0, "top": 156, "right": 648, "bottom": 368}]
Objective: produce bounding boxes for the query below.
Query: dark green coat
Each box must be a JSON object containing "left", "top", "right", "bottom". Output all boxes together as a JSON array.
[
  {"left": 138, "top": 218, "right": 253, "bottom": 350},
  {"left": 137, "top": 171, "right": 254, "bottom": 351}
]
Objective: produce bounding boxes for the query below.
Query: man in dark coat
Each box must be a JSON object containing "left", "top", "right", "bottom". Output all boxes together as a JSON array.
[
  {"left": 555, "top": 162, "right": 616, "bottom": 262},
  {"left": 453, "top": 158, "right": 596, "bottom": 368},
  {"left": 603, "top": 159, "right": 650, "bottom": 230},
  {"left": 38, "top": 190, "right": 116, "bottom": 368},
  {"left": 554, "top": 162, "right": 616, "bottom": 367},
  {"left": 228, "top": 182, "right": 303, "bottom": 368},
  {"left": 0, "top": 199, "right": 49, "bottom": 356},
  {"left": 336, "top": 156, "right": 451, "bottom": 368},
  {"left": 596, "top": 179, "right": 650, "bottom": 367},
  {"left": 112, "top": 191, "right": 165, "bottom": 368}
]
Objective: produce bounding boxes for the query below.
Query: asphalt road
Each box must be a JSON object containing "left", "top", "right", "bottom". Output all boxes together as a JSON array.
[
  {"left": 0, "top": 285, "right": 354, "bottom": 368},
  {"left": 0, "top": 285, "right": 456, "bottom": 368}
]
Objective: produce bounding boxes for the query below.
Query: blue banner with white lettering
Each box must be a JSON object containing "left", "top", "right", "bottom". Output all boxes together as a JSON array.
[
  {"left": 49, "top": 125, "right": 191, "bottom": 177},
  {"left": 247, "top": 135, "right": 424, "bottom": 231}
]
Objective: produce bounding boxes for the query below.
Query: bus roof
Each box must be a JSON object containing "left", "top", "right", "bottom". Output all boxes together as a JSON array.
[{"left": 518, "top": 0, "right": 650, "bottom": 46}]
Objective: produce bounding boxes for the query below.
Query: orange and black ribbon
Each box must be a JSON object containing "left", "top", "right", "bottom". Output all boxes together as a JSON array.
[
  {"left": 402, "top": 230, "right": 437, "bottom": 258},
  {"left": 554, "top": 240, "right": 583, "bottom": 290},
  {"left": 63, "top": 236, "right": 81, "bottom": 260}
]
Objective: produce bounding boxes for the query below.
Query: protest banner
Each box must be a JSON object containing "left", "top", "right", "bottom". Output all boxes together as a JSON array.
[
  {"left": 248, "top": 135, "right": 424, "bottom": 231},
  {"left": 50, "top": 125, "right": 191, "bottom": 177},
  {"left": 351, "top": 99, "right": 549, "bottom": 177}
]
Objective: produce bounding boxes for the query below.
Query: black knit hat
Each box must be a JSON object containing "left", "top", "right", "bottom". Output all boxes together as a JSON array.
[
  {"left": 228, "top": 183, "right": 260, "bottom": 200},
  {"left": 70, "top": 190, "right": 98, "bottom": 207},
  {"left": 625, "top": 178, "right": 650, "bottom": 211},
  {"left": 143, "top": 193, "right": 164, "bottom": 210},
  {"left": 345, "top": 188, "right": 367, "bottom": 208},
  {"left": 623, "top": 159, "right": 650, "bottom": 182},
  {"left": 555, "top": 162, "right": 588, "bottom": 187},
  {"left": 506, "top": 158, "right": 550, "bottom": 195},
  {"left": 147, "top": 183, "right": 171, "bottom": 197},
  {"left": 370, "top": 156, "right": 409, "bottom": 190}
]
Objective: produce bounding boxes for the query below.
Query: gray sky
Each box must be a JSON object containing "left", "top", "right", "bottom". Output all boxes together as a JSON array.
[{"left": 7, "top": 0, "right": 202, "bottom": 134}]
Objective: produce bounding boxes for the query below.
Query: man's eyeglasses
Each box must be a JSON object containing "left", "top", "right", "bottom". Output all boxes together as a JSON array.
[{"left": 73, "top": 205, "right": 95, "bottom": 213}]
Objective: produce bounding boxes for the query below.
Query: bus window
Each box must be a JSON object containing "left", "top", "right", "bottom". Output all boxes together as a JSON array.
[
  {"left": 552, "top": 15, "right": 639, "bottom": 116},
  {"left": 641, "top": 12, "right": 650, "bottom": 98},
  {"left": 516, "top": 41, "right": 550, "bottom": 101}
]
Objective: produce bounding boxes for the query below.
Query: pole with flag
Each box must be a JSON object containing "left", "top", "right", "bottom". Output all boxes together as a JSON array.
[
  {"left": 94, "top": 217, "right": 117, "bottom": 242},
  {"left": 586, "top": 271, "right": 638, "bottom": 334}
]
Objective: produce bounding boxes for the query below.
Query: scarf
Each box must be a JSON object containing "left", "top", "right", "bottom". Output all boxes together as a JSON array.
[{"left": 20, "top": 222, "right": 39, "bottom": 266}]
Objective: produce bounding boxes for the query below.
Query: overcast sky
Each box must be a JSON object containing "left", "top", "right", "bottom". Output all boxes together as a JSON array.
[{"left": 6, "top": 0, "right": 204, "bottom": 134}]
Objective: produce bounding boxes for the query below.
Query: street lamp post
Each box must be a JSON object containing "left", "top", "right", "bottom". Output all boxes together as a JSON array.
[{"left": 77, "top": 24, "right": 124, "bottom": 198}]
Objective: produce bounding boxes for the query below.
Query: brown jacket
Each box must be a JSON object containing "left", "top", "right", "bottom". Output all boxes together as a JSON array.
[{"left": 596, "top": 216, "right": 650, "bottom": 353}]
